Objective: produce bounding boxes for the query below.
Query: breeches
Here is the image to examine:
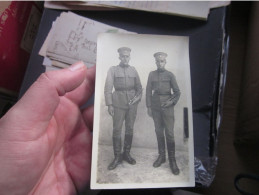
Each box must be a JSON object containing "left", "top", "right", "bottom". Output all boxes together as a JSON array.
[
  {"left": 152, "top": 106, "right": 175, "bottom": 143},
  {"left": 113, "top": 105, "right": 138, "bottom": 138}
]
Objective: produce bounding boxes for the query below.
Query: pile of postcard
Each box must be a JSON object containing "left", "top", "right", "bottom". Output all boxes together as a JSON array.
[{"left": 39, "top": 11, "right": 134, "bottom": 71}]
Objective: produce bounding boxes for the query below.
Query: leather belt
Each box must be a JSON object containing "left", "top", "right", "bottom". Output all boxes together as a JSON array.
[
  {"left": 154, "top": 91, "right": 171, "bottom": 95},
  {"left": 115, "top": 88, "right": 135, "bottom": 91}
]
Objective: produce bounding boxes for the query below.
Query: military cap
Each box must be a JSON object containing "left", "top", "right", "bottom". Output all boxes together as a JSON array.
[
  {"left": 118, "top": 47, "right": 131, "bottom": 55},
  {"left": 154, "top": 52, "right": 168, "bottom": 60}
]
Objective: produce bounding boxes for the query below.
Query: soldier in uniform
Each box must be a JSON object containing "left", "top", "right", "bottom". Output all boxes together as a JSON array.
[
  {"left": 146, "top": 52, "right": 181, "bottom": 175},
  {"left": 104, "top": 47, "right": 142, "bottom": 170}
]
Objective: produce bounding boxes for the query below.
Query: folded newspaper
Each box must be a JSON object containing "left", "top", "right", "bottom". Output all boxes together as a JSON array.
[{"left": 39, "top": 11, "right": 135, "bottom": 70}]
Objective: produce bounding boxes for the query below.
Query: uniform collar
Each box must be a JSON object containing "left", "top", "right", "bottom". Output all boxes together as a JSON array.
[
  {"left": 157, "top": 68, "right": 166, "bottom": 72},
  {"left": 119, "top": 63, "right": 129, "bottom": 68}
]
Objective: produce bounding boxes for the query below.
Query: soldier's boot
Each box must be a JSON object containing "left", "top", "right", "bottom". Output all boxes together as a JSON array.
[
  {"left": 167, "top": 140, "right": 180, "bottom": 175},
  {"left": 108, "top": 137, "right": 122, "bottom": 170},
  {"left": 123, "top": 134, "right": 136, "bottom": 165},
  {"left": 169, "top": 158, "right": 179, "bottom": 175},
  {"left": 153, "top": 135, "right": 166, "bottom": 168}
]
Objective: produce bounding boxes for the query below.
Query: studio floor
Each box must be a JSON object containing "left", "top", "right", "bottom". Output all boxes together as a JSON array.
[{"left": 95, "top": 144, "right": 190, "bottom": 186}]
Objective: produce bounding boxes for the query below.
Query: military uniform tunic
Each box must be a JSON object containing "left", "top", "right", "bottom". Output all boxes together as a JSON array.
[
  {"left": 146, "top": 69, "right": 180, "bottom": 110},
  {"left": 105, "top": 64, "right": 142, "bottom": 138},
  {"left": 146, "top": 69, "right": 180, "bottom": 143}
]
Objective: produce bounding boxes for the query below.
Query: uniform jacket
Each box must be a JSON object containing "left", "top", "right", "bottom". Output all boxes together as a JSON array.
[
  {"left": 146, "top": 69, "right": 180, "bottom": 110},
  {"left": 104, "top": 64, "right": 142, "bottom": 109}
]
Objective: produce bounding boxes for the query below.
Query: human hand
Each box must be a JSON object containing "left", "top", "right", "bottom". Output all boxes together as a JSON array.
[
  {"left": 128, "top": 95, "right": 140, "bottom": 105},
  {"left": 129, "top": 89, "right": 143, "bottom": 106},
  {"left": 161, "top": 98, "right": 175, "bottom": 108},
  {"left": 0, "top": 61, "right": 95, "bottom": 195},
  {"left": 108, "top": 105, "right": 114, "bottom": 116},
  {"left": 147, "top": 107, "right": 153, "bottom": 117}
]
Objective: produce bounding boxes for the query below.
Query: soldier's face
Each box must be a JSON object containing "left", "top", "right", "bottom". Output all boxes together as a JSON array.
[
  {"left": 119, "top": 54, "right": 130, "bottom": 65},
  {"left": 156, "top": 59, "right": 166, "bottom": 70}
]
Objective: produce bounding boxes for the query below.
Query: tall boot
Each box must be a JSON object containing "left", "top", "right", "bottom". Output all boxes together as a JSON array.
[
  {"left": 167, "top": 139, "right": 180, "bottom": 175},
  {"left": 108, "top": 137, "right": 122, "bottom": 170},
  {"left": 123, "top": 134, "right": 136, "bottom": 165},
  {"left": 153, "top": 135, "right": 166, "bottom": 167}
]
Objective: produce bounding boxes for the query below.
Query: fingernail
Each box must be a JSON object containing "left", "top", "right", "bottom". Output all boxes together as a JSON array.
[{"left": 69, "top": 61, "right": 86, "bottom": 71}]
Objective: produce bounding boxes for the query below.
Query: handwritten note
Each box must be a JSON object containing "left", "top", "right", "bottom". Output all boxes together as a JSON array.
[{"left": 45, "top": 12, "right": 134, "bottom": 68}]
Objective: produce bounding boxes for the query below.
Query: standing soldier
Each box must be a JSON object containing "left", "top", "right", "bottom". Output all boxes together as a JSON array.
[
  {"left": 146, "top": 52, "right": 181, "bottom": 175},
  {"left": 104, "top": 47, "right": 142, "bottom": 170}
]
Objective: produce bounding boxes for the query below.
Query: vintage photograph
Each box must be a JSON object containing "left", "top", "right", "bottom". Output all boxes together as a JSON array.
[{"left": 91, "top": 33, "right": 194, "bottom": 189}]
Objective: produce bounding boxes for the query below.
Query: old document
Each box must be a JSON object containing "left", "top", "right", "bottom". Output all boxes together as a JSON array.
[{"left": 39, "top": 12, "right": 134, "bottom": 69}]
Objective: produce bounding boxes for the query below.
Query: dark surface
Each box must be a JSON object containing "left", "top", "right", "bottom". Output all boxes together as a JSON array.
[
  {"left": 191, "top": 2, "right": 259, "bottom": 194},
  {"left": 20, "top": 7, "right": 228, "bottom": 187}
]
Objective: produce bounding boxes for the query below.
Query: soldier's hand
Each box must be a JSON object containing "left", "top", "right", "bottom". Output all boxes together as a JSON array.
[
  {"left": 161, "top": 99, "right": 174, "bottom": 108},
  {"left": 108, "top": 105, "right": 114, "bottom": 116},
  {"left": 129, "top": 95, "right": 140, "bottom": 105},
  {"left": 147, "top": 107, "right": 153, "bottom": 117}
]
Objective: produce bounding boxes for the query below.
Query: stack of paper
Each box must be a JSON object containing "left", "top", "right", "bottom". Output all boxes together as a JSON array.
[
  {"left": 39, "top": 12, "right": 134, "bottom": 70},
  {"left": 44, "top": 1, "right": 230, "bottom": 21}
]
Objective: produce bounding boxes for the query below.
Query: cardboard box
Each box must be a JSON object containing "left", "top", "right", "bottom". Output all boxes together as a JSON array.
[{"left": 235, "top": 2, "right": 259, "bottom": 145}]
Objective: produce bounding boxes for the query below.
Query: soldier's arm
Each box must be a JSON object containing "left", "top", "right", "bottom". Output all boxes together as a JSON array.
[
  {"left": 146, "top": 72, "right": 152, "bottom": 108},
  {"left": 129, "top": 67, "right": 142, "bottom": 105},
  {"left": 146, "top": 72, "right": 153, "bottom": 117},
  {"left": 104, "top": 67, "right": 114, "bottom": 106},
  {"left": 170, "top": 73, "right": 181, "bottom": 105},
  {"left": 134, "top": 68, "right": 143, "bottom": 99}
]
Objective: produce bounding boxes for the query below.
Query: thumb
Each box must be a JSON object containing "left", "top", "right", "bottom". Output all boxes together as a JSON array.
[{"left": 2, "top": 61, "right": 87, "bottom": 134}]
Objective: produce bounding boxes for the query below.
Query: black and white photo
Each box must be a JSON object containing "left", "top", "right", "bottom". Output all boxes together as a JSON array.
[
  {"left": 104, "top": 47, "right": 142, "bottom": 171},
  {"left": 91, "top": 33, "right": 194, "bottom": 189}
]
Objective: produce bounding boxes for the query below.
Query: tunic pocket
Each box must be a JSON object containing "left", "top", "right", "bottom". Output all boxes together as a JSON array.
[
  {"left": 160, "top": 78, "right": 171, "bottom": 93},
  {"left": 127, "top": 71, "right": 136, "bottom": 89},
  {"left": 152, "top": 81, "right": 159, "bottom": 90},
  {"left": 114, "top": 71, "right": 125, "bottom": 89}
]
